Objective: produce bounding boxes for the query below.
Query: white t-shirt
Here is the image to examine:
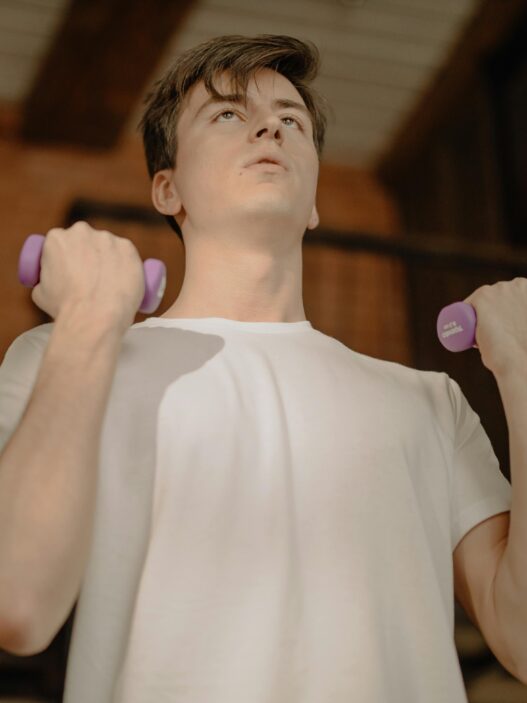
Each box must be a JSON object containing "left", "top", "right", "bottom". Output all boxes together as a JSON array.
[{"left": 0, "top": 316, "right": 512, "bottom": 703}]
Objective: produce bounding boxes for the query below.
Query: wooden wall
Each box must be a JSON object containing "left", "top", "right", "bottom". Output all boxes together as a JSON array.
[{"left": 305, "top": 163, "right": 408, "bottom": 363}]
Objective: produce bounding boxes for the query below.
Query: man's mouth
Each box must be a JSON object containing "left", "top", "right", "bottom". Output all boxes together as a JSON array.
[
  {"left": 248, "top": 160, "right": 284, "bottom": 169},
  {"left": 245, "top": 153, "right": 287, "bottom": 170}
]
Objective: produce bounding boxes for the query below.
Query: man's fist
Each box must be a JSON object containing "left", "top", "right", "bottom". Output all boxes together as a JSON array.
[{"left": 30, "top": 221, "right": 145, "bottom": 331}]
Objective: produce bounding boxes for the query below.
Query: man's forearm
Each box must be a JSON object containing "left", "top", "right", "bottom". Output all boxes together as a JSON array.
[
  {"left": 492, "top": 361, "right": 527, "bottom": 676},
  {"left": 0, "top": 307, "right": 125, "bottom": 654}
]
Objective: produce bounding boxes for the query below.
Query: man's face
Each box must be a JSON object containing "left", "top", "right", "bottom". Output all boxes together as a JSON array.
[{"left": 165, "top": 67, "right": 320, "bottom": 242}]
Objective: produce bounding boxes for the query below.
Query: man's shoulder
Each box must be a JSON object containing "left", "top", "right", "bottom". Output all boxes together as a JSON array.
[{"left": 314, "top": 328, "right": 445, "bottom": 385}]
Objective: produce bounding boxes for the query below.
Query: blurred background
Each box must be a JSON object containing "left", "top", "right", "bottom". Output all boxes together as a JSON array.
[{"left": 0, "top": 0, "right": 526, "bottom": 700}]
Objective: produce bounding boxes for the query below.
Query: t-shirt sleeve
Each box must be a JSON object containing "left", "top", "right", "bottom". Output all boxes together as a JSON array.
[
  {"left": 446, "top": 375, "right": 512, "bottom": 552},
  {"left": 0, "top": 324, "right": 53, "bottom": 456}
]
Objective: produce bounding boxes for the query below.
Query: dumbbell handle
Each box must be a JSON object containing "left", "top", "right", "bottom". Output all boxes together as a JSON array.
[
  {"left": 436, "top": 302, "right": 477, "bottom": 352},
  {"left": 18, "top": 233, "right": 167, "bottom": 315}
]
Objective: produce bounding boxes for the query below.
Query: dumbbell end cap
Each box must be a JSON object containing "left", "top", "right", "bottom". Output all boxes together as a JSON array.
[
  {"left": 18, "top": 234, "right": 45, "bottom": 287},
  {"left": 139, "top": 259, "right": 167, "bottom": 313},
  {"left": 436, "top": 302, "right": 477, "bottom": 352}
]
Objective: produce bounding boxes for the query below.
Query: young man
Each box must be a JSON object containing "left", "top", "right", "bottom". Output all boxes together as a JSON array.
[
  {"left": 0, "top": 34, "right": 515, "bottom": 702},
  {"left": 141, "top": 34, "right": 325, "bottom": 323}
]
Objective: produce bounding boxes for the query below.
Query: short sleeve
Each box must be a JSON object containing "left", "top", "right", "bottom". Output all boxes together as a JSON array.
[
  {"left": 0, "top": 323, "right": 53, "bottom": 455},
  {"left": 446, "top": 376, "right": 512, "bottom": 551}
]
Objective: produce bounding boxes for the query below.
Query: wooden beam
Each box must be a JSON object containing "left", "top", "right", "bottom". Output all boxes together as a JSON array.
[
  {"left": 375, "top": 0, "right": 527, "bottom": 183},
  {"left": 66, "top": 197, "right": 527, "bottom": 273},
  {"left": 19, "top": 0, "right": 197, "bottom": 149}
]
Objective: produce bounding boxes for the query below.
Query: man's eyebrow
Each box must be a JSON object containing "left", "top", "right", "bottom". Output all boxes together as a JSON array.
[
  {"left": 274, "top": 98, "right": 311, "bottom": 119},
  {"left": 193, "top": 94, "right": 311, "bottom": 121}
]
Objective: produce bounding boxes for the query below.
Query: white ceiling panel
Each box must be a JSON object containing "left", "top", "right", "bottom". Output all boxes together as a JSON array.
[
  {"left": 0, "top": 0, "right": 482, "bottom": 167},
  {"left": 178, "top": 8, "right": 450, "bottom": 68},
  {"left": 0, "top": 54, "right": 36, "bottom": 101},
  {"left": 0, "top": 0, "right": 68, "bottom": 101},
  {"left": 373, "top": 0, "right": 475, "bottom": 18},
  {"left": 317, "top": 55, "right": 425, "bottom": 90},
  {"left": 316, "top": 76, "right": 418, "bottom": 111},
  {"left": 200, "top": 0, "right": 460, "bottom": 42}
]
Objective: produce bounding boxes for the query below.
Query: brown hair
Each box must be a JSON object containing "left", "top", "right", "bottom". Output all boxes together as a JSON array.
[{"left": 138, "top": 34, "right": 330, "bottom": 241}]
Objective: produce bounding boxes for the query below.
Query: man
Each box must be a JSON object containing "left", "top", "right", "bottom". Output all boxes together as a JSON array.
[
  {"left": 0, "top": 34, "right": 522, "bottom": 703},
  {"left": 141, "top": 34, "right": 325, "bottom": 323}
]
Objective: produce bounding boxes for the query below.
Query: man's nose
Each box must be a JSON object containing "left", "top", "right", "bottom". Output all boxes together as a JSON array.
[{"left": 252, "top": 114, "right": 283, "bottom": 143}]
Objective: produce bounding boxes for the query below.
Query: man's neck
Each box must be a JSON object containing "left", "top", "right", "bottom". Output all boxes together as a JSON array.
[{"left": 159, "top": 238, "right": 306, "bottom": 323}]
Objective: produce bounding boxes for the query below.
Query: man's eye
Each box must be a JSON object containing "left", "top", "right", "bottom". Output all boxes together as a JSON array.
[
  {"left": 215, "top": 110, "right": 238, "bottom": 121},
  {"left": 281, "top": 116, "right": 302, "bottom": 129}
]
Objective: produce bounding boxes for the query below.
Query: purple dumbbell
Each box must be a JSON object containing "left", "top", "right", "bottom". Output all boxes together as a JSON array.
[
  {"left": 18, "top": 233, "right": 167, "bottom": 314},
  {"left": 436, "top": 302, "right": 477, "bottom": 352}
]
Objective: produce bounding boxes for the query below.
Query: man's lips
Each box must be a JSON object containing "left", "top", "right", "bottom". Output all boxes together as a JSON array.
[
  {"left": 246, "top": 161, "right": 285, "bottom": 171},
  {"left": 244, "top": 154, "right": 287, "bottom": 170}
]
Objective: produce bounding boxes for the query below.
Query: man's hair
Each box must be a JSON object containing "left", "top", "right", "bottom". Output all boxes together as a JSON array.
[{"left": 138, "top": 34, "right": 329, "bottom": 242}]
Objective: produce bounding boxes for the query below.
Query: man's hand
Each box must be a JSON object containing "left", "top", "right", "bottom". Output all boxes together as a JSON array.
[
  {"left": 464, "top": 278, "right": 527, "bottom": 377},
  {"left": 32, "top": 221, "right": 145, "bottom": 333}
]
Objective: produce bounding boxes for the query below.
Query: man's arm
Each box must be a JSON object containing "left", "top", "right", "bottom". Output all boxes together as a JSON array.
[
  {"left": 487, "top": 362, "right": 527, "bottom": 680},
  {"left": 453, "top": 511, "right": 520, "bottom": 677},
  {"left": 0, "top": 305, "right": 125, "bottom": 655},
  {"left": 449, "top": 279, "right": 527, "bottom": 681}
]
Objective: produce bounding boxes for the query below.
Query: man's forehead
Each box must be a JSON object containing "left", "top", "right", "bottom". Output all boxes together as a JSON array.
[{"left": 183, "top": 69, "right": 304, "bottom": 111}]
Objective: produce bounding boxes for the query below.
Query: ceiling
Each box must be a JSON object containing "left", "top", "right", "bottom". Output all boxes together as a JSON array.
[{"left": 0, "top": 0, "right": 481, "bottom": 168}]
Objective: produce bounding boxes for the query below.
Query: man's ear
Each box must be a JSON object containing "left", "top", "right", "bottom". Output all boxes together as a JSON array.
[
  {"left": 307, "top": 203, "right": 319, "bottom": 230},
  {"left": 151, "top": 169, "right": 183, "bottom": 218}
]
